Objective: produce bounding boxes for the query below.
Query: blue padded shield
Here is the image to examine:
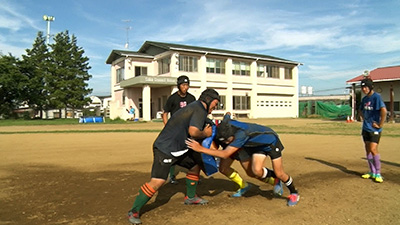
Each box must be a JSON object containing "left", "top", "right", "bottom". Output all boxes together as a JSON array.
[{"left": 200, "top": 125, "right": 218, "bottom": 176}]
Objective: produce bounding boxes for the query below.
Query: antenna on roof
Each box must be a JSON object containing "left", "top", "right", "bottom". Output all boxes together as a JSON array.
[{"left": 122, "top": 19, "right": 132, "bottom": 49}]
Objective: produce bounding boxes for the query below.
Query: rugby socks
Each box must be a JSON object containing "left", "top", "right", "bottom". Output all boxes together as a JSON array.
[
  {"left": 373, "top": 154, "right": 381, "bottom": 175},
  {"left": 131, "top": 183, "right": 156, "bottom": 213},
  {"left": 228, "top": 170, "right": 247, "bottom": 189},
  {"left": 186, "top": 174, "right": 200, "bottom": 198},
  {"left": 261, "top": 167, "right": 276, "bottom": 185},
  {"left": 169, "top": 166, "right": 176, "bottom": 178},
  {"left": 283, "top": 176, "right": 298, "bottom": 194},
  {"left": 367, "top": 153, "right": 376, "bottom": 175}
]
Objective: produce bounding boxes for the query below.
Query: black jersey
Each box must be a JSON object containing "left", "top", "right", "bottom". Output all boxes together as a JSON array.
[
  {"left": 154, "top": 101, "right": 207, "bottom": 157},
  {"left": 163, "top": 92, "right": 196, "bottom": 116}
]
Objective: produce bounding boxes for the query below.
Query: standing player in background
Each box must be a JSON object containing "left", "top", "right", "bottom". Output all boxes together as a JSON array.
[
  {"left": 186, "top": 113, "right": 300, "bottom": 206},
  {"left": 162, "top": 75, "right": 196, "bottom": 184},
  {"left": 127, "top": 89, "right": 220, "bottom": 225},
  {"left": 358, "top": 78, "right": 387, "bottom": 183}
]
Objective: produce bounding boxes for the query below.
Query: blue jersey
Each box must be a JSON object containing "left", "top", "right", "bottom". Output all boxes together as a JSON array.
[
  {"left": 359, "top": 92, "right": 386, "bottom": 132},
  {"left": 228, "top": 120, "right": 281, "bottom": 152}
]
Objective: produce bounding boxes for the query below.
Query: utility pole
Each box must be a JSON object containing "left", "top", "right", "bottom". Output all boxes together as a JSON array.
[{"left": 43, "top": 15, "right": 55, "bottom": 45}]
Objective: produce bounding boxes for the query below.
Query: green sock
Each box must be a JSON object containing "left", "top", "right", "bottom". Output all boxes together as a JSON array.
[
  {"left": 185, "top": 178, "right": 198, "bottom": 198},
  {"left": 169, "top": 166, "right": 175, "bottom": 178},
  {"left": 131, "top": 189, "right": 151, "bottom": 213}
]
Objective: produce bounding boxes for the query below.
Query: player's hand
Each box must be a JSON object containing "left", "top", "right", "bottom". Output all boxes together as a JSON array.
[
  {"left": 372, "top": 121, "right": 381, "bottom": 128},
  {"left": 203, "top": 124, "right": 213, "bottom": 137},
  {"left": 185, "top": 138, "right": 202, "bottom": 152}
]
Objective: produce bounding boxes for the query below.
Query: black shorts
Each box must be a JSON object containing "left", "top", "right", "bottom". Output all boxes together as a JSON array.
[
  {"left": 231, "top": 139, "right": 284, "bottom": 161},
  {"left": 150, "top": 147, "right": 199, "bottom": 179},
  {"left": 362, "top": 130, "right": 381, "bottom": 143}
]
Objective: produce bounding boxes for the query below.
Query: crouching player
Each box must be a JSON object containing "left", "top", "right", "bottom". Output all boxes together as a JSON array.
[{"left": 186, "top": 113, "right": 300, "bottom": 206}]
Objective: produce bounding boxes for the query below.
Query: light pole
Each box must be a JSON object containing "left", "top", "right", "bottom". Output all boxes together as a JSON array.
[{"left": 43, "top": 15, "right": 55, "bottom": 44}]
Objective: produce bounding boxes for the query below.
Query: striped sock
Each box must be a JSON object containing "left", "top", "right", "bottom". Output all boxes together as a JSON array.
[
  {"left": 131, "top": 183, "right": 156, "bottom": 213},
  {"left": 186, "top": 173, "right": 200, "bottom": 198}
]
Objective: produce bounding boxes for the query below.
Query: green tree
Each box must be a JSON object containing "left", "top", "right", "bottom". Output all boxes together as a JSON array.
[
  {"left": 48, "top": 30, "right": 92, "bottom": 118},
  {"left": 20, "top": 31, "right": 51, "bottom": 118},
  {"left": 0, "top": 54, "right": 28, "bottom": 118}
]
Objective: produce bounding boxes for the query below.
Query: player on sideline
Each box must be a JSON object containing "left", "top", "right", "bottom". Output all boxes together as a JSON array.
[
  {"left": 127, "top": 89, "right": 220, "bottom": 225},
  {"left": 186, "top": 113, "right": 300, "bottom": 206},
  {"left": 162, "top": 75, "right": 196, "bottom": 184},
  {"left": 358, "top": 78, "right": 386, "bottom": 183}
]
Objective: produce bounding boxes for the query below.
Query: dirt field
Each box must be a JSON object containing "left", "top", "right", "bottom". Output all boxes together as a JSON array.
[{"left": 0, "top": 119, "right": 399, "bottom": 225}]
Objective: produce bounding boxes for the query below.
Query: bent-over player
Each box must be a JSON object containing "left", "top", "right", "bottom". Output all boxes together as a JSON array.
[{"left": 186, "top": 113, "right": 300, "bottom": 206}]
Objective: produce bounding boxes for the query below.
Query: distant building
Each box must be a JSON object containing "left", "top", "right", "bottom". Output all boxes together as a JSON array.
[
  {"left": 346, "top": 65, "right": 400, "bottom": 122},
  {"left": 106, "top": 41, "right": 301, "bottom": 121}
]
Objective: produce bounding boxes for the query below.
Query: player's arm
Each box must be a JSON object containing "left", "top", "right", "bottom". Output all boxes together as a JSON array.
[
  {"left": 188, "top": 124, "right": 212, "bottom": 139},
  {"left": 376, "top": 106, "right": 387, "bottom": 128},
  {"left": 358, "top": 109, "right": 364, "bottom": 121},
  {"left": 162, "top": 112, "right": 169, "bottom": 125},
  {"left": 186, "top": 138, "right": 239, "bottom": 159}
]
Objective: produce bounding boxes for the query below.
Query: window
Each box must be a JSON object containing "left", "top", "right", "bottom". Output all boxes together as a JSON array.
[
  {"left": 232, "top": 61, "right": 250, "bottom": 76},
  {"left": 179, "top": 55, "right": 198, "bottom": 72},
  {"left": 122, "top": 91, "right": 126, "bottom": 105},
  {"left": 233, "top": 96, "right": 251, "bottom": 110},
  {"left": 266, "top": 65, "right": 279, "bottom": 78},
  {"left": 116, "top": 67, "right": 124, "bottom": 83},
  {"left": 158, "top": 57, "right": 170, "bottom": 75},
  {"left": 216, "top": 95, "right": 226, "bottom": 110},
  {"left": 257, "top": 64, "right": 265, "bottom": 77},
  {"left": 206, "top": 58, "right": 225, "bottom": 74},
  {"left": 284, "top": 67, "right": 292, "bottom": 79},
  {"left": 135, "top": 66, "right": 147, "bottom": 77}
]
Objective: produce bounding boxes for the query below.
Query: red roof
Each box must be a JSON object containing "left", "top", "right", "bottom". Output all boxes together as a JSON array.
[{"left": 346, "top": 65, "right": 400, "bottom": 84}]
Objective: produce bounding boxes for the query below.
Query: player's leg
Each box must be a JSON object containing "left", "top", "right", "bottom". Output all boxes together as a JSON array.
[
  {"left": 271, "top": 157, "right": 299, "bottom": 206},
  {"left": 169, "top": 165, "right": 179, "bottom": 184},
  {"left": 219, "top": 157, "right": 250, "bottom": 197},
  {"left": 184, "top": 164, "right": 208, "bottom": 204},
  {"left": 249, "top": 153, "right": 276, "bottom": 185},
  {"left": 369, "top": 132, "right": 383, "bottom": 183},
  {"left": 361, "top": 131, "right": 377, "bottom": 180},
  {"left": 128, "top": 148, "right": 169, "bottom": 224}
]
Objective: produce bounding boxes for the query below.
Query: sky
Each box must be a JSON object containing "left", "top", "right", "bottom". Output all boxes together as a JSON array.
[{"left": 1, "top": 0, "right": 399, "bottom": 96}]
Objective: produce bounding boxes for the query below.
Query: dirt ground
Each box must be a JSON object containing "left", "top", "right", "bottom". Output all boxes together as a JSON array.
[{"left": 0, "top": 119, "right": 399, "bottom": 225}]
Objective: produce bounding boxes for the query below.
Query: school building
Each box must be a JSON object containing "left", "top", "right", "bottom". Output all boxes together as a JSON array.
[{"left": 106, "top": 41, "right": 301, "bottom": 121}]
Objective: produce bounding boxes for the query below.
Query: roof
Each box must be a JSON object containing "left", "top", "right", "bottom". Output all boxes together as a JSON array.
[
  {"left": 106, "top": 41, "right": 301, "bottom": 65},
  {"left": 105, "top": 50, "right": 153, "bottom": 64},
  {"left": 346, "top": 65, "right": 400, "bottom": 84}
]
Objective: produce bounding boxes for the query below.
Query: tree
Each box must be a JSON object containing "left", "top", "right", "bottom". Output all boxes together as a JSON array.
[
  {"left": 48, "top": 30, "right": 92, "bottom": 118},
  {"left": 20, "top": 31, "right": 51, "bottom": 118},
  {"left": 0, "top": 54, "right": 28, "bottom": 118}
]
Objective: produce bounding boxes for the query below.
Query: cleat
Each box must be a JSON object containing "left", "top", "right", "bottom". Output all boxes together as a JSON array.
[
  {"left": 184, "top": 196, "right": 209, "bottom": 205},
  {"left": 361, "top": 172, "right": 376, "bottom": 179},
  {"left": 273, "top": 179, "right": 283, "bottom": 197},
  {"left": 128, "top": 211, "right": 142, "bottom": 224},
  {"left": 287, "top": 193, "right": 300, "bottom": 206},
  {"left": 374, "top": 174, "right": 383, "bottom": 183},
  {"left": 232, "top": 183, "right": 252, "bottom": 197},
  {"left": 170, "top": 175, "right": 179, "bottom": 184}
]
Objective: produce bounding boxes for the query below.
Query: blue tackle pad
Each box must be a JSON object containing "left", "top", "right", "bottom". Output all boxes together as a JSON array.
[{"left": 201, "top": 125, "right": 218, "bottom": 176}]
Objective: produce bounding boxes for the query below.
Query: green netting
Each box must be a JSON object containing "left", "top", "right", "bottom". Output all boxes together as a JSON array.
[
  {"left": 299, "top": 102, "right": 307, "bottom": 118},
  {"left": 315, "top": 101, "right": 351, "bottom": 119}
]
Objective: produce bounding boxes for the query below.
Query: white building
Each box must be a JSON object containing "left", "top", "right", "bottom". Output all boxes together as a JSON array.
[{"left": 106, "top": 41, "right": 301, "bottom": 121}]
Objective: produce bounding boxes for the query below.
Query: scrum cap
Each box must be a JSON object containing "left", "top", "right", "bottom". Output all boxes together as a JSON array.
[{"left": 361, "top": 78, "right": 373, "bottom": 90}]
